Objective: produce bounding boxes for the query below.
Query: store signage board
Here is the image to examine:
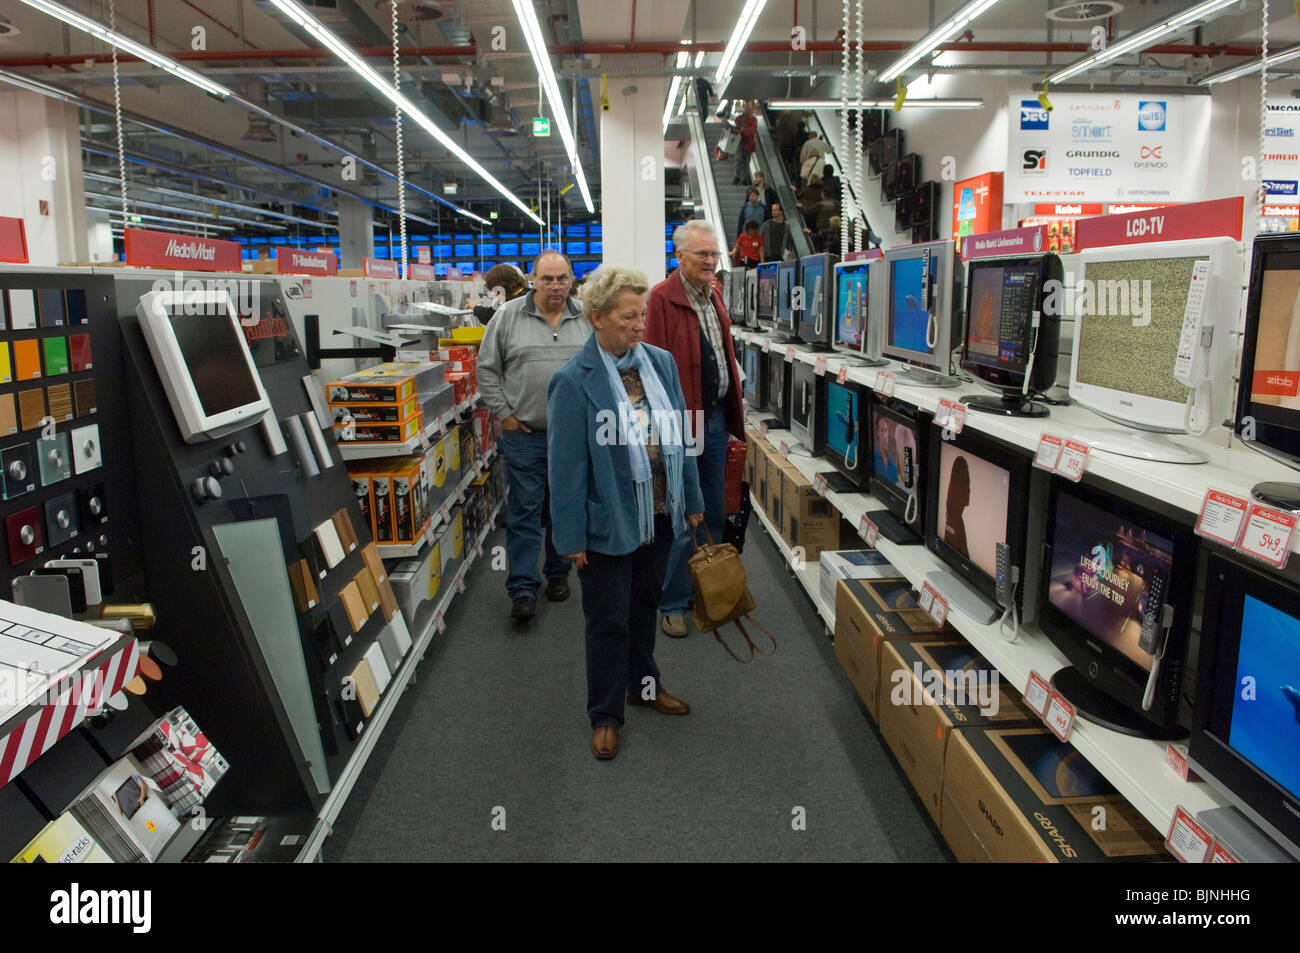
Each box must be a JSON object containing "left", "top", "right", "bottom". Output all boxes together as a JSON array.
[
  {"left": 841, "top": 248, "right": 883, "bottom": 263},
  {"left": 1033, "top": 203, "right": 1104, "bottom": 216},
  {"left": 1005, "top": 93, "right": 1209, "bottom": 205},
  {"left": 1261, "top": 100, "right": 1300, "bottom": 219},
  {"left": 276, "top": 247, "right": 337, "bottom": 276},
  {"left": 124, "top": 228, "right": 241, "bottom": 272},
  {"left": 0, "top": 216, "right": 29, "bottom": 263},
  {"left": 533, "top": 116, "right": 551, "bottom": 137},
  {"left": 960, "top": 225, "right": 1047, "bottom": 261},
  {"left": 952, "top": 171, "right": 1003, "bottom": 247},
  {"left": 1074, "top": 196, "right": 1244, "bottom": 250},
  {"left": 363, "top": 257, "right": 400, "bottom": 279},
  {"left": 409, "top": 263, "right": 436, "bottom": 280}
]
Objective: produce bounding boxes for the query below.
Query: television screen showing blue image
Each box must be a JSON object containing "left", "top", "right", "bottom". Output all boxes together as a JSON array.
[
  {"left": 667, "top": 257, "right": 679, "bottom": 270},
  {"left": 434, "top": 243, "right": 453, "bottom": 257},
  {"left": 373, "top": 247, "right": 389, "bottom": 258},
  {"left": 574, "top": 260, "right": 599, "bottom": 278},
  {"left": 455, "top": 233, "right": 473, "bottom": 241},
  {"left": 479, "top": 243, "right": 497, "bottom": 257},
  {"left": 499, "top": 243, "right": 519, "bottom": 257},
  {"left": 435, "top": 263, "right": 449, "bottom": 277},
  {"left": 590, "top": 225, "right": 602, "bottom": 237},
  {"left": 270, "top": 236, "right": 287, "bottom": 245},
  {"left": 890, "top": 254, "right": 933, "bottom": 354},
  {"left": 454, "top": 244, "right": 475, "bottom": 258},
  {"left": 566, "top": 242, "right": 587, "bottom": 256},
  {"left": 836, "top": 264, "right": 869, "bottom": 348},
  {"left": 825, "top": 380, "right": 862, "bottom": 468},
  {"left": 522, "top": 242, "right": 542, "bottom": 256},
  {"left": 568, "top": 225, "right": 587, "bottom": 237},
  {"left": 456, "top": 261, "right": 475, "bottom": 272},
  {"left": 665, "top": 239, "right": 675, "bottom": 254},
  {"left": 589, "top": 241, "right": 603, "bottom": 255},
  {"left": 1229, "top": 595, "right": 1300, "bottom": 800},
  {"left": 250, "top": 237, "right": 269, "bottom": 245}
]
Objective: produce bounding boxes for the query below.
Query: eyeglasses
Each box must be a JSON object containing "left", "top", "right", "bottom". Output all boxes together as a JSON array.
[
  {"left": 687, "top": 250, "right": 721, "bottom": 260},
  {"left": 535, "top": 275, "right": 571, "bottom": 285}
]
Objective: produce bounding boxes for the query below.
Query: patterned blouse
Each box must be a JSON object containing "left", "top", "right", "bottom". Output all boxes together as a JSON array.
[{"left": 618, "top": 367, "right": 668, "bottom": 514}]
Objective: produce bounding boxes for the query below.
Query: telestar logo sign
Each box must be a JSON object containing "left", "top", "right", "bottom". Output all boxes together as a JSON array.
[
  {"left": 1020, "top": 100, "right": 1049, "bottom": 130},
  {"left": 1264, "top": 180, "right": 1299, "bottom": 196},
  {"left": 1137, "top": 101, "right": 1167, "bottom": 131},
  {"left": 1022, "top": 149, "right": 1047, "bottom": 175},
  {"left": 163, "top": 239, "right": 217, "bottom": 262}
]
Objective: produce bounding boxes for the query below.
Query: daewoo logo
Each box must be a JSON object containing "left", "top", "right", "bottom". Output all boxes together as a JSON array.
[{"left": 1140, "top": 145, "right": 1162, "bottom": 160}]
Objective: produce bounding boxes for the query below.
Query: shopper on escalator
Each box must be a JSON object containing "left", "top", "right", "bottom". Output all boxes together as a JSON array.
[
  {"left": 547, "top": 265, "right": 705, "bottom": 761},
  {"left": 732, "top": 101, "right": 758, "bottom": 185},
  {"left": 751, "top": 171, "right": 778, "bottom": 216},
  {"left": 644, "top": 220, "right": 745, "bottom": 639},
  {"left": 736, "top": 187, "right": 765, "bottom": 238},
  {"left": 730, "top": 219, "right": 763, "bottom": 268},
  {"left": 477, "top": 251, "right": 591, "bottom": 625},
  {"left": 759, "top": 202, "right": 794, "bottom": 262}
]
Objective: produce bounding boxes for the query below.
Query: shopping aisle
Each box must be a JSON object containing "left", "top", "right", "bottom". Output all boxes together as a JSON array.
[{"left": 326, "top": 520, "right": 951, "bottom": 862}]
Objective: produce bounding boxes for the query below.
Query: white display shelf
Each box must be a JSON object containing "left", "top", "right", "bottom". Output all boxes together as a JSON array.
[
  {"left": 751, "top": 411, "right": 1231, "bottom": 838},
  {"left": 734, "top": 327, "right": 1300, "bottom": 556},
  {"left": 375, "top": 445, "right": 498, "bottom": 559},
  {"left": 298, "top": 500, "right": 503, "bottom": 863},
  {"left": 747, "top": 494, "right": 836, "bottom": 632},
  {"left": 337, "top": 393, "right": 482, "bottom": 462}
]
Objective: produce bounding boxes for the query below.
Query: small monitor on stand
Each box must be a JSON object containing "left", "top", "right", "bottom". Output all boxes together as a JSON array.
[
  {"left": 774, "top": 260, "right": 801, "bottom": 344},
  {"left": 787, "top": 360, "right": 826, "bottom": 457},
  {"left": 760, "top": 349, "right": 791, "bottom": 431},
  {"left": 960, "top": 252, "right": 1064, "bottom": 418},
  {"left": 795, "top": 253, "right": 837, "bottom": 351},
  {"left": 866, "top": 396, "right": 929, "bottom": 544},
  {"left": 742, "top": 340, "right": 768, "bottom": 411},
  {"left": 832, "top": 257, "right": 888, "bottom": 367},
  {"left": 881, "top": 239, "right": 962, "bottom": 387},
  {"left": 754, "top": 262, "right": 779, "bottom": 332},
  {"left": 822, "top": 377, "right": 871, "bottom": 493}
]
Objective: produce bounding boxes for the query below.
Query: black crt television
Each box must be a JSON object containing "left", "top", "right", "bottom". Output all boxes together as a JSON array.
[
  {"left": 742, "top": 340, "right": 767, "bottom": 411},
  {"left": 776, "top": 260, "right": 799, "bottom": 338},
  {"left": 761, "top": 349, "right": 791, "bottom": 429},
  {"left": 822, "top": 378, "right": 871, "bottom": 492},
  {"left": 755, "top": 261, "right": 778, "bottom": 329},
  {"left": 1189, "top": 551, "right": 1300, "bottom": 860},
  {"left": 959, "top": 252, "right": 1064, "bottom": 417},
  {"left": 866, "top": 395, "right": 929, "bottom": 544},
  {"left": 895, "top": 193, "right": 917, "bottom": 232},
  {"left": 796, "top": 253, "right": 836, "bottom": 349},
  {"left": 924, "top": 424, "right": 1033, "bottom": 624},
  {"left": 1234, "top": 232, "right": 1300, "bottom": 510},
  {"left": 788, "top": 359, "right": 826, "bottom": 456},
  {"left": 884, "top": 153, "right": 920, "bottom": 202},
  {"left": 1038, "top": 476, "right": 1197, "bottom": 740}
]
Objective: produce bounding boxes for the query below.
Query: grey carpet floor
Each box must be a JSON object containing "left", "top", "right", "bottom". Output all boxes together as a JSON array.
[{"left": 326, "top": 518, "right": 952, "bottom": 862}]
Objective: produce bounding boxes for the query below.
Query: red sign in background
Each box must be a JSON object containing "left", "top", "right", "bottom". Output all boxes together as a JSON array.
[
  {"left": 1074, "top": 196, "right": 1243, "bottom": 250},
  {"left": 961, "top": 225, "right": 1047, "bottom": 260},
  {"left": 363, "top": 257, "right": 400, "bottom": 279},
  {"left": 124, "top": 227, "right": 242, "bottom": 272},
  {"left": 0, "top": 217, "right": 28, "bottom": 263},
  {"left": 276, "top": 247, "right": 337, "bottom": 276}
]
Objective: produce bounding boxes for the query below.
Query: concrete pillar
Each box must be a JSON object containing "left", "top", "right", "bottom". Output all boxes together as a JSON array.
[
  {"left": 337, "top": 196, "right": 374, "bottom": 269},
  {"left": 599, "top": 59, "right": 666, "bottom": 284},
  {"left": 0, "top": 91, "right": 89, "bottom": 265}
]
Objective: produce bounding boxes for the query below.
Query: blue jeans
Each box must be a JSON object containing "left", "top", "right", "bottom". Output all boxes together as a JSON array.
[
  {"left": 660, "top": 405, "right": 729, "bottom": 613},
  {"left": 500, "top": 428, "right": 570, "bottom": 598}
]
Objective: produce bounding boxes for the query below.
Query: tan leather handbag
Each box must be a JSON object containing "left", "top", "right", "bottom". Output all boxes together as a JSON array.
[{"left": 688, "top": 525, "right": 776, "bottom": 663}]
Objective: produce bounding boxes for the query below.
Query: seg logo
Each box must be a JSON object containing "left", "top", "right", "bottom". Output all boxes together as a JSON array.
[
  {"left": 1022, "top": 149, "right": 1047, "bottom": 175},
  {"left": 1020, "top": 100, "right": 1050, "bottom": 130},
  {"left": 1137, "top": 100, "right": 1166, "bottom": 132}
]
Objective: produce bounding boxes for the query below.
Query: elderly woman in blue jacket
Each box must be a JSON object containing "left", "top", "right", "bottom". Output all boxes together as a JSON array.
[{"left": 548, "top": 265, "right": 705, "bottom": 761}]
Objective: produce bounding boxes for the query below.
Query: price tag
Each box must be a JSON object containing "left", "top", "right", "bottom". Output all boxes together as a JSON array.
[
  {"left": 814, "top": 357, "right": 827, "bottom": 377},
  {"left": 440, "top": 503, "right": 450, "bottom": 525},
  {"left": 476, "top": 539, "right": 484, "bottom": 558},
  {"left": 949, "top": 402, "right": 967, "bottom": 434},
  {"left": 785, "top": 346, "right": 795, "bottom": 364},
  {"left": 837, "top": 366, "right": 848, "bottom": 385},
  {"left": 437, "top": 416, "right": 448, "bottom": 436},
  {"left": 928, "top": 592, "right": 949, "bottom": 627},
  {"left": 1164, "top": 806, "right": 1213, "bottom": 864},
  {"left": 424, "top": 522, "right": 435, "bottom": 545},
  {"left": 434, "top": 612, "right": 446, "bottom": 635},
  {"left": 1033, "top": 433, "right": 1064, "bottom": 472},
  {"left": 1235, "top": 503, "right": 1297, "bottom": 569},
  {"left": 876, "top": 372, "right": 896, "bottom": 398},
  {"left": 1043, "top": 691, "right": 1076, "bottom": 742},
  {"left": 761, "top": 337, "right": 771, "bottom": 353},
  {"left": 936, "top": 398, "right": 954, "bottom": 431},
  {"left": 1024, "top": 671, "right": 1053, "bottom": 718},
  {"left": 917, "top": 584, "right": 936, "bottom": 615},
  {"left": 1210, "top": 841, "right": 1239, "bottom": 863},
  {"left": 780, "top": 440, "right": 791, "bottom": 459},
  {"left": 759, "top": 421, "right": 768, "bottom": 438},
  {"left": 1196, "top": 490, "right": 1249, "bottom": 547},
  {"left": 857, "top": 514, "right": 878, "bottom": 547},
  {"left": 813, "top": 473, "right": 827, "bottom": 497},
  {"left": 419, "top": 431, "right": 431, "bottom": 451},
  {"left": 1056, "top": 440, "right": 1090, "bottom": 483},
  {"left": 456, "top": 575, "right": 466, "bottom": 595}
]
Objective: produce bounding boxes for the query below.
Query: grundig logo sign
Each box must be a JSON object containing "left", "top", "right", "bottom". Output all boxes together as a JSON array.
[{"left": 1065, "top": 150, "right": 1118, "bottom": 158}]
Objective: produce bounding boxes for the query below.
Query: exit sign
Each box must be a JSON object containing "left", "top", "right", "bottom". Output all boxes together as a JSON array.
[{"left": 533, "top": 116, "right": 550, "bottom": 137}]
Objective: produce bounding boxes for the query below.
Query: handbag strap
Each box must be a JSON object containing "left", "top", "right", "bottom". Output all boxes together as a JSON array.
[
  {"left": 690, "top": 521, "right": 719, "bottom": 555},
  {"left": 714, "top": 626, "right": 754, "bottom": 664},
  {"left": 735, "top": 616, "right": 777, "bottom": 657}
]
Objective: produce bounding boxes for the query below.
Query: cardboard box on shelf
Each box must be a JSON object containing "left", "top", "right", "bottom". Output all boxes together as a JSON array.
[
  {"left": 744, "top": 428, "right": 763, "bottom": 487},
  {"left": 330, "top": 394, "right": 420, "bottom": 425},
  {"left": 327, "top": 372, "right": 416, "bottom": 405},
  {"left": 878, "top": 637, "right": 1040, "bottom": 827},
  {"left": 780, "top": 465, "right": 843, "bottom": 558},
  {"left": 333, "top": 417, "right": 422, "bottom": 444},
  {"left": 819, "top": 550, "right": 897, "bottom": 609},
  {"left": 833, "top": 577, "right": 952, "bottom": 722},
  {"left": 941, "top": 725, "right": 1171, "bottom": 863}
]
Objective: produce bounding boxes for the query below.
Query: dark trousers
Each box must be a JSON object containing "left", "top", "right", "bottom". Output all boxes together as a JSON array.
[
  {"left": 579, "top": 514, "right": 674, "bottom": 729},
  {"left": 500, "top": 428, "right": 570, "bottom": 598}
]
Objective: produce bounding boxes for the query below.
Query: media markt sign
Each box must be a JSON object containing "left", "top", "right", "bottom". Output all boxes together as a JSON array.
[{"left": 533, "top": 116, "right": 551, "bottom": 137}]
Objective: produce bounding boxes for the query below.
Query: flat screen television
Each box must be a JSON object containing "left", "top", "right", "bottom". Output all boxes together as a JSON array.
[
  {"left": 862, "top": 109, "right": 888, "bottom": 145},
  {"left": 762, "top": 349, "right": 791, "bottom": 429},
  {"left": 729, "top": 268, "right": 748, "bottom": 326},
  {"left": 1234, "top": 233, "right": 1300, "bottom": 509},
  {"left": 911, "top": 182, "right": 940, "bottom": 226},
  {"left": 742, "top": 340, "right": 767, "bottom": 411},
  {"left": 521, "top": 241, "right": 542, "bottom": 257},
  {"left": 745, "top": 268, "right": 759, "bottom": 328},
  {"left": 924, "top": 424, "right": 1032, "bottom": 623},
  {"left": 960, "top": 252, "right": 1064, "bottom": 417},
  {"left": 1038, "top": 477, "right": 1197, "bottom": 739},
  {"left": 832, "top": 257, "right": 888, "bottom": 366},
  {"left": 135, "top": 288, "right": 272, "bottom": 443},
  {"left": 788, "top": 359, "right": 825, "bottom": 456},
  {"left": 822, "top": 378, "right": 870, "bottom": 491},
  {"left": 1070, "top": 236, "right": 1241, "bottom": 464},
  {"left": 882, "top": 239, "right": 961, "bottom": 385},
  {"left": 776, "top": 260, "right": 799, "bottom": 337},
  {"left": 755, "top": 261, "right": 778, "bottom": 329},
  {"left": 1189, "top": 551, "right": 1300, "bottom": 860},
  {"left": 866, "top": 396, "right": 928, "bottom": 544},
  {"left": 796, "top": 253, "right": 836, "bottom": 349},
  {"left": 454, "top": 243, "right": 475, "bottom": 258}
]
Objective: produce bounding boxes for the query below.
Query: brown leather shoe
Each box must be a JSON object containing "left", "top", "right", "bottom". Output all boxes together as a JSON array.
[
  {"left": 590, "top": 725, "right": 619, "bottom": 760},
  {"left": 626, "top": 689, "right": 691, "bottom": 715}
]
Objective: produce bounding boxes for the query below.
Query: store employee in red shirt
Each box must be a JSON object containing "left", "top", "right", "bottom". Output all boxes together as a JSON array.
[{"left": 729, "top": 219, "right": 763, "bottom": 268}]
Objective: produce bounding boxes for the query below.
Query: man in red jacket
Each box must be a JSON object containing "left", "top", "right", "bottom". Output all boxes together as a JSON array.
[{"left": 644, "top": 219, "right": 745, "bottom": 637}]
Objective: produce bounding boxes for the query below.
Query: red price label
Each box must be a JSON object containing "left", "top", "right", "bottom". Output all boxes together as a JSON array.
[
  {"left": 761, "top": 338, "right": 771, "bottom": 353},
  {"left": 813, "top": 473, "right": 827, "bottom": 497},
  {"left": 858, "top": 514, "right": 878, "bottom": 547},
  {"left": 1024, "top": 671, "right": 1053, "bottom": 718},
  {"left": 928, "top": 592, "right": 949, "bottom": 627},
  {"left": 1210, "top": 842, "right": 1239, "bottom": 863},
  {"left": 785, "top": 346, "right": 795, "bottom": 364},
  {"left": 937, "top": 398, "right": 954, "bottom": 430},
  {"left": 1236, "top": 503, "right": 1296, "bottom": 568},
  {"left": 780, "top": 441, "right": 791, "bottom": 458},
  {"left": 837, "top": 366, "right": 848, "bottom": 385},
  {"left": 949, "top": 402, "right": 967, "bottom": 434},
  {"left": 419, "top": 431, "right": 431, "bottom": 451},
  {"left": 1034, "top": 433, "right": 1064, "bottom": 472},
  {"left": 434, "top": 612, "right": 446, "bottom": 635},
  {"left": 1044, "top": 691, "right": 1076, "bottom": 742},
  {"left": 917, "top": 583, "right": 936, "bottom": 615},
  {"left": 1164, "top": 806, "right": 1213, "bottom": 864},
  {"left": 456, "top": 575, "right": 466, "bottom": 595},
  {"left": 877, "top": 372, "right": 896, "bottom": 397},
  {"left": 814, "top": 357, "right": 827, "bottom": 377},
  {"left": 759, "top": 421, "right": 768, "bottom": 438},
  {"left": 440, "top": 503, "right": 450, "bottom": 524},
  {"left": 1056, "top": 440, "right": 1090, "bottom": 482},
  {"left": 1196, "top": 490, "right": 1248, "bottom": 547}
]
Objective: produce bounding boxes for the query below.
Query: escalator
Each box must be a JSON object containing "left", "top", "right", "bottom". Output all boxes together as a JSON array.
[
  {"left": 752, "top": 112, "right": 814, "bottom": 259},
  {"left": 680, "top": 82, "right": 733, "bottom": 270}
]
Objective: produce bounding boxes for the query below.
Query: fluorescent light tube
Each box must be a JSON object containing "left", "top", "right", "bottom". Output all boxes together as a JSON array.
[
  {"left": 767, "top": 98, "right": 984, "bottom": 110},
  {"left": 714, "top": 0, "right": 767, "bottom": 94},
  {"left": 1200, "top": 43, "right": 1300, "bottom": 85},
  {"left": 879, "top": 0, "right": 1004, "bottom": 83}
]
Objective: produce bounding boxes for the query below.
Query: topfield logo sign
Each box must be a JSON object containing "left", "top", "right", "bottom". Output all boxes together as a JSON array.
[
  {"left": 1137, "top": 101, "right": 1167, "bottom": 131},
  {"left": 1020, "top": 100, "right": 1050, "bottom": 130}
]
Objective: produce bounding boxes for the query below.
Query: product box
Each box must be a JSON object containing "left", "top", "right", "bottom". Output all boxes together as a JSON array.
[
  {"left": 833, "top": 577, "right": 952, "bottom": 722},
  {"left": 388, "top": 558, "right": 425, "bottom": 624},
  {"left": 437, "top": 505, "right": 464, "bottom": 584},
  {"left": 351, "top": 458, "right": 427, "bottom": 544},
  {"left": 744, "top": 428, "right": 763, "bottom": 488},
  {"left": 333, "top": 417, "right": 422, "bottom": 444},
  {"left": 390, "top": 457, "right": 425, "bottom": 543},
  {"left": 445, "top": 371, "right": 471, "bottom": 406},
  {"left": 818, "top": 549, "right": 898, "bottom": 609},
  {"left": 327, "top": 372, "right": 416, "bottom": 405},
  {"left": 878, "top": 637, "right": 1039, "bottom": 827},
  {"left": 331, "top": 394, "right": 420, "bottom": 425},
  {"left": 12, "top": 812, "right": 113, "bottom": 863},
  {"left": 941, "top": 725, "right": 1170, "bottom": 862},
  {"left": 423, "top": 380, "right": 455, "bottom": 427},
  {"left": 780, "top": 466, "right": 841, "bottom": 557}
]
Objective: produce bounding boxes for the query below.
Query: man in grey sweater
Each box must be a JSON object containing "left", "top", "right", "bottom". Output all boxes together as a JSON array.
[{"left": 477, "top": 251, "right": 593, "bottom": 622}]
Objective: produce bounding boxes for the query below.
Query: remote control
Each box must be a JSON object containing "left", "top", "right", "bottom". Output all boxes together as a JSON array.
[
  {"left": 1138, "top": 572, "right": 1167, "bottom": 656},
  {"left": 995, "top": 541, "right": 1010, "bottom": 608}
]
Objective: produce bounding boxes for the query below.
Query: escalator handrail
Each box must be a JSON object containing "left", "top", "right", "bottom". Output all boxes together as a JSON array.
[{"left": 752, "top": 112, "right": 814, "bottom": 260}]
